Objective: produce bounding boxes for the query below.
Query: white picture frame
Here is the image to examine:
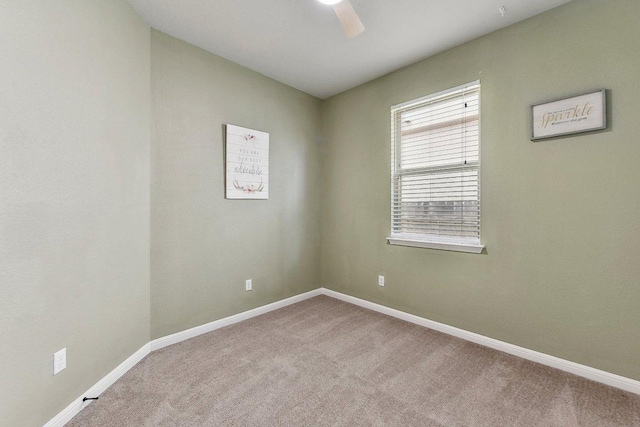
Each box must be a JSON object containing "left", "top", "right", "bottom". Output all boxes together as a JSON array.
[
  {"left": 225, "top": 124, "right": 269, "bottom": 199},
  {"left": 531, "top": 89, "right": 606, "bottom": 141}
]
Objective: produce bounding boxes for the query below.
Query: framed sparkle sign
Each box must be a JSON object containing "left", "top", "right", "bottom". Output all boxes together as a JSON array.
[
  {"left": 531, "top": 89, "right": 606, "bottom": 141},
  {"left": 225, "top": 124, "right": 269, "bottom": 199}
]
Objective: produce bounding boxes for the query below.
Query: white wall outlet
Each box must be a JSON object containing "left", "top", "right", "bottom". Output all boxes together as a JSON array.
[
  {"left": 378, "top": 275, "right": 385, "bottom": 287},
  {"left": 245, "top": 279, "right": 252, "bottom": 291},
  {"left": 53, "top": 348, "right": 66, "bottom": 375}
]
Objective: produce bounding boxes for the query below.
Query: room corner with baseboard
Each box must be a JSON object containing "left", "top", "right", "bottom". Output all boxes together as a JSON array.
[{"left": 2, "top": 0, "right": 640, "bottom": 426}]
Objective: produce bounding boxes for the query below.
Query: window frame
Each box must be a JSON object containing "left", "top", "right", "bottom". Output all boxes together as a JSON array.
[{"left": 387, "top": 81, "right": 485, "bottom": 254}]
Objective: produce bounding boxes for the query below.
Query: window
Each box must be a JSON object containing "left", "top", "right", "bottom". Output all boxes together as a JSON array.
[{"left": 387, "top": 81, "right": 484, "bottom": 253}]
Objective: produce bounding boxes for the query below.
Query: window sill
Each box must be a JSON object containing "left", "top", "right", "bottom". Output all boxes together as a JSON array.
[{"left": 386, "top": 237, "right": 485, "bottom": 254}]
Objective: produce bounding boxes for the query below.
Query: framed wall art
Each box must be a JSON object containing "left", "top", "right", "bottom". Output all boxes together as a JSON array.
[
  {"left": 531, "top": 89, "right": 606, "bottom": 141},
  {"left": 225, "top": 124, "right": 269, "bottom": 200}
]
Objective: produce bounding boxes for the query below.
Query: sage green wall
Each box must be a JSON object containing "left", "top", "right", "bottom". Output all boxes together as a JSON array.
[
  {"left": 0, "top": 1, "right": 151, "bottom": 426},
  {"left": 150, "top": 31, "right": 322, "bottom": 339},
  {"left": 321, "top": 0, "right": 640, "bottom": 381}
]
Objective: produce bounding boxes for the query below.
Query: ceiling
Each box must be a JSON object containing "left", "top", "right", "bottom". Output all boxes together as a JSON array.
[{"left": 127, "top": 0, "right": 572, "bottom": 99}]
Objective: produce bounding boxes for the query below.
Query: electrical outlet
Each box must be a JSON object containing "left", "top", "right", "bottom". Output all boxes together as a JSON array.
[
  {"left": 54, "top": 348, "right": 66, "bottom": 375},
  {"left": 378, "top": 275, "right": 385, "bottom": 287},
  {"left": 245, "top": 279, "right": 252, "bottom": 291}
]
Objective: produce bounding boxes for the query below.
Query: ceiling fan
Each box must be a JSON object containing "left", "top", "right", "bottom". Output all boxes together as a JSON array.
[{"left": 318, "top": 0, "right": 365, "bottom": 38}]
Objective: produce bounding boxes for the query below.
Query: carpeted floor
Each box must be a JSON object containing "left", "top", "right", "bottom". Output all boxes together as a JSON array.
[{"left": 67, "top": 295, "right": 640, "bottom": 426}]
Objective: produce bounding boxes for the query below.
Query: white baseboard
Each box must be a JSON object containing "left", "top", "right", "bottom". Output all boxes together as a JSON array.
[
  {"left": 43, "top": 343, "right": 150, "bottom": 427},
  {"left": 45, "top": 286, "right": 640, "bottom": 427},
  {"left": 150, "top": 288, "right": 323, "bottom": 351},
  {"left": 45, "top": 289, "right": 322, "bottom": 426},
  {"left": 321, "top": 288, "right": 640, "bottom": 395}
]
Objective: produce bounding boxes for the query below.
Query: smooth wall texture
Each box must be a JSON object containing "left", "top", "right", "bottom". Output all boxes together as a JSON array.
[
  {"left": 151, "top": 31, "right": 322, "bottom": 339},
  {"left": 0, "top": 1, "right": 151, "bottom": 426},
  {"left": 322, "top": 0, "right": 640, "bottom": 381}
]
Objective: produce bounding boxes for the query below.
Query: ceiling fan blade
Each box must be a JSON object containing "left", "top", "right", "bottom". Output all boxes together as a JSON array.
[{"left": 333, "top": 0, "right": 364, "bottom": 38}]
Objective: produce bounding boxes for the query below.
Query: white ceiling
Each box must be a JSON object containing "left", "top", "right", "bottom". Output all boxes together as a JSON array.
[{"left": 127, "top": 0, "right": 572, "bottom": 99}]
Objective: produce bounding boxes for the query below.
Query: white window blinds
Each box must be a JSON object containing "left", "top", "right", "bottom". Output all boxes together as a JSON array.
[{"left": 390, "top": 81, "right": 481, "bottom": 247}]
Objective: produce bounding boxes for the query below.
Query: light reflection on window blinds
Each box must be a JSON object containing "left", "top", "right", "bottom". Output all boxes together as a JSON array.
[{"left": 391, "top": 82, "right": 480, "bottom": 244}]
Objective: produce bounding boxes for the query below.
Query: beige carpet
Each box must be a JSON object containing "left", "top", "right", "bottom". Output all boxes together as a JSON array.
[{"left": 67, "top": 295, "right": 640, "bottom": 426}]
